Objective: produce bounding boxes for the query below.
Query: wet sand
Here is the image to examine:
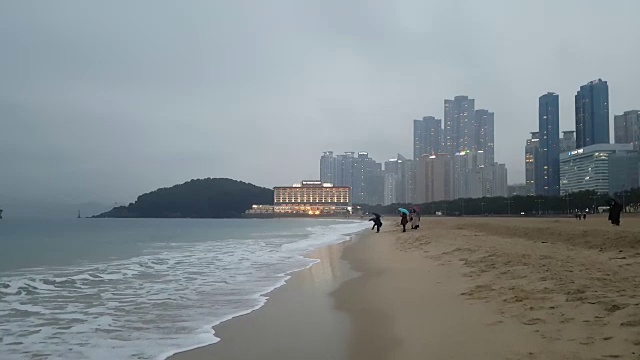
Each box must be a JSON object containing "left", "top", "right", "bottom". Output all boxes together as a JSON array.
[{"left": 171, "top": 215, "right": 640, "bottom": 360}]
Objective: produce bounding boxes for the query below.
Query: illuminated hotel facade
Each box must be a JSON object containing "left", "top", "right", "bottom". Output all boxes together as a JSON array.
[{"left": 247, "top": 180, "right": 351, "bottom": 215}]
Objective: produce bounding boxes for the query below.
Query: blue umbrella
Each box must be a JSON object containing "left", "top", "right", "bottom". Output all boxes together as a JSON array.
[{"left": 398, "top": 208, "right": 410, "bottom": 215}]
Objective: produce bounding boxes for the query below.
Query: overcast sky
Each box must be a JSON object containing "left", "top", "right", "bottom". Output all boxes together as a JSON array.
[{"left": 1, "top": 0, "right": 639, "bottom": 206}]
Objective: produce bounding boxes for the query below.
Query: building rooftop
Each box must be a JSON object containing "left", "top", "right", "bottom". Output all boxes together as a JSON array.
[{"left": 560, "top": 143, "right": 634, "bottom": 160}]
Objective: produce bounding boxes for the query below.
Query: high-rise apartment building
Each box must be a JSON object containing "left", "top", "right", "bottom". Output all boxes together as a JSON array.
[
  {"left": 334, "top": 152, "right": 355, "bottom": 189},
  {"left": 614, "top": 110, "right": 640, "bottom": 149},
  {"left": 400, "top": 159, "right": 417, "bottom": 204},
  {"left": 444, "top": 96, "right": 476, "bottom": 155},
  {"left": 416, "top": 154, "right": 453, "bottom": 203},
  {"left": 475, "top": 109, "right": 495, "bottom": 165},
  {"left": 575, "top": 79, "right": 610, "bottom": 149},
  {"left": 452, "top": 150, "right": 486, "bottom": 199},
  {"left": 323, "top": 151, "right": 383, "bottom": 205},
  {"left": 525, "top": 132, "right": 540, "bottom": 195},
  {"left": 536, "top": 92, "right": 560, "bottom": 196},
  {"left": 560, "top": 131, "right": 576, "bottom": 153},
  {"left": 351, "top": 152, "right": 383, "bottom": 205},
  {"left": 320, "top": 151, "right": 336, "bottom": 184},
  {"left": 413, "top": 116, "right": 442, "bottom": 160},
  {"left": 383, "top": 173, "right": 400, "bottom": 205}
]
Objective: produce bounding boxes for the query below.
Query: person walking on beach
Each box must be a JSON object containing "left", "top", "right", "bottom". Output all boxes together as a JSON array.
[
  {"left": 369, "top": 213, "right": 382, "bottom": 233},
  {"left": 400, "top": 212, "right": 409, "bottom": 232},
  {"left": 608, "top": 199, "right": 623, "bottom": 226}
]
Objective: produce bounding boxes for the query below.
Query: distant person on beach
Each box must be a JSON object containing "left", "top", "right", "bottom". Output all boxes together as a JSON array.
[
  {"left": 400, "top": 212, "right": 409, "bottom": 232},
  {"left": 582, "top": 212, "right": 587, "bottom": 220},
  {"left": 369, "top": 214, "right": 382, "bottom": 233},
  {"left": 608, "top": 199, "right": 623, "bottom": 226}
]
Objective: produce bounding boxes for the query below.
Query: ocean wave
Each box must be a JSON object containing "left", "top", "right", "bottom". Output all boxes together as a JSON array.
[{"left": 0, "top": 220, "right": 367, "bottom": 360}]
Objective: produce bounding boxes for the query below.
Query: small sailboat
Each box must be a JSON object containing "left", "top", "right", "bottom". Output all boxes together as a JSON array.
[
  {"left": 77, "top": 210, "right": 81, "bottom": 219},
  {"left": 0, "top": 209, "right": 3, "bottom": 219}
]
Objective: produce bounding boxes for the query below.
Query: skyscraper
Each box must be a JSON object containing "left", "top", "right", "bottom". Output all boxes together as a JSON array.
[
  {"left": 334, "top": 152, "right": 355, "bottom": 188},
  {"left": 444, "top": 96, "right": 475, "bottom": 155},
  {"left": 351, "top": 152, "right": 383, "bottom": 205},
  {"left": 536, "top": 92, "right": 561, "bottom": 196},
  {"left": 416, "top": 154, "right": 453, "bottom": 203},
  {"left": 383, "top": 173, "right": 399, "bottom": 205},
  {"left": 525, "top": 132, "right": 540, "bottom": 195},
  {"left": 400, "top": 159, "right": 416, "bottom": 203},
  {"left": 560, "top": 131, "right": 576, "bottom": 153},
  {"left": 575, "top": 79, "right": 610, "bottom": 149},
  {"left": 319, "top": 151, "right": 336, "bottom": 184},
  {"left": 614, "top": 110, "right": 640, "bottom": 149},
  {"left": 452, "top": 150, "right": 485, "bottom": 199},
  {"left": 413, "top": 116, "right": 442, "bottom": 160},
  {"left": 475, "top": 109, "right": 495, "bottom": 165}
]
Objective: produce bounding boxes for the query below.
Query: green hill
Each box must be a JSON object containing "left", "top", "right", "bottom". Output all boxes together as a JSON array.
[{"left": 93, "top": 178, "right": 273, "bottom": 218}]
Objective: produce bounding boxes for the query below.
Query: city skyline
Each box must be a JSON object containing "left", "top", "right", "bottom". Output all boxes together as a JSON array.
[{"left": 2, "top": 1, "right": 640, "bottom": 216}]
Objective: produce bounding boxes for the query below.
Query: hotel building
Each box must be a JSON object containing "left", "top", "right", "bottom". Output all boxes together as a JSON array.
[
  {"left": 246, "top": 180, "right": 351, "bottom": 215},
  {"left": 560, "top": 144, "right": 640, "bottom": 195}
]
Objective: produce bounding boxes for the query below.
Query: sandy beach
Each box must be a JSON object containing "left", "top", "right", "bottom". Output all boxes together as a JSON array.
[{"left": 172, "top": 215, "right": 640, "bottom": 360}]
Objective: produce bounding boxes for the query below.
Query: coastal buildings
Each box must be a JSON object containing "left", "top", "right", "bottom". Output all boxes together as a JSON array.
[
  {"left": 525, "top": 132, "right": 540, "bottom": 195},
  {"left": 416, "top": 154, "right": 453, "bottom": 203},
  {"left": 451, "top": 150, "right": 507, "bottom": 198},
  {"left": 247, "top": 180, "right": 351, "bottom": 215},
  {"left": 560, "top": 131, "right": 576, "bottom": 153},
  {"left": 274, "top": 180, "right": 351, "bottom": 214},
  {"left": 320, "top": 151, "right": 383, "bottom": 205},
  {"left": 452, "top": 150, "right": 485, "bottom": 199},
  {"left": 508, "top": 183, "right": 530, "bottom": 196},
  {"left": 560, "top": 144, "right": 640, "bottom": 195},
  {"left": 475, "top": 109, "right": 495, "bottom": 165},
  {"left": 575, "top": 79, "right": 610, "bottom": 149},
  {"left": 536, "top": 92, "right": 561, "bottom": 196},
  {"left": 319, "top": 151, "right": 336, "bottom": 184},
  {"left": 383, "top": 172, "right": 400, "bottom": 205},
  {"left": 614, "top": 110, "right": 640, "bottom": 149},
  {"left": 413, "top": 116, "right": 442, "bottom": 160},
  {"left": 444, "top": 96, "right": 476, "bottom": 155}
]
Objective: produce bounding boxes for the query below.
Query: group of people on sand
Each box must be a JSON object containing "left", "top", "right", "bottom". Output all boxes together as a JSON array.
[
  {"left": 368, "top": 207, "right": 421, "bottom": 234},
  {"left": 400, "top": 208, "right": 420, "bottom": 232},
  {"left": 573, "top": 198, "right": 624, "bottom": 226}
]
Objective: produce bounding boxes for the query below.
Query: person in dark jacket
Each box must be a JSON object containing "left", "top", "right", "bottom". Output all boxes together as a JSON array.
[
  {"left": 608, "top": 199, "right": 623, "bottom": 226},
  {"left": 369, "top": 215, "right": 382, "bottom": 233},
  {"left": 400, "top": 213, "right": 409, "bottom": 232}
]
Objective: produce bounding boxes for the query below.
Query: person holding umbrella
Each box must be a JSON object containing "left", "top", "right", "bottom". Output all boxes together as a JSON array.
[
  {"left": 369, "top": 212, "right": 383, "bottom": 233},
  {"left": 399, "top": 208, "right": 410, "bottom": 232}
]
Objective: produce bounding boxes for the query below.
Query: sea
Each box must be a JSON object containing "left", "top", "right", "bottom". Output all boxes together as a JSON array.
[{"left": 0, "top": 218, "right": 368, "bottom": 360}]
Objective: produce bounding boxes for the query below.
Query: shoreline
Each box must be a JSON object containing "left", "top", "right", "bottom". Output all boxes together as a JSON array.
[
  {"left": 169, "top": 215, "right": 640, "bottom": 359},
  {"left": 167, "top": 231, "right": 363, "bottom": 360}
]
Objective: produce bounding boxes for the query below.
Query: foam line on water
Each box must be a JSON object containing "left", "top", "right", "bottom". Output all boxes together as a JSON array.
[{"left": 158, "top": 221, "right": 367, "bottom": 360}]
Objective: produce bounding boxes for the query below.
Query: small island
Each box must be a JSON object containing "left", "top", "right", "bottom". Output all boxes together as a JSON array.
[{"left": 93, "top": 178, "right": 273, "bottom": 218}]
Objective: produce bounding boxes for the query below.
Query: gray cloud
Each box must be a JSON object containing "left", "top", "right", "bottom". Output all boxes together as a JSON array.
[{"left": 1, "top": 0, "right": 639, "bottom": 208}]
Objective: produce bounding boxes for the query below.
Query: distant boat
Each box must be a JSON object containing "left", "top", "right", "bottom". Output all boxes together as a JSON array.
[
  {"left": 77, "top": 210, "right": 81, "bottom": 219},
  {"left": 0, "top": 209, "right": 3, "bottom": 219}
]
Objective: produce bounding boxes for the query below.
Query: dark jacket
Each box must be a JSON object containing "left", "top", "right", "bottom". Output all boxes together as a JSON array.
[{"left": 400, "top": 213, "right": 409, "bottom": 225}]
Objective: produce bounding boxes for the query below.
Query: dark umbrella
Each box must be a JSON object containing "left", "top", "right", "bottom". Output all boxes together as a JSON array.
[{"left": 371, "top": 212, "right": 381, "bottom": 218}]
